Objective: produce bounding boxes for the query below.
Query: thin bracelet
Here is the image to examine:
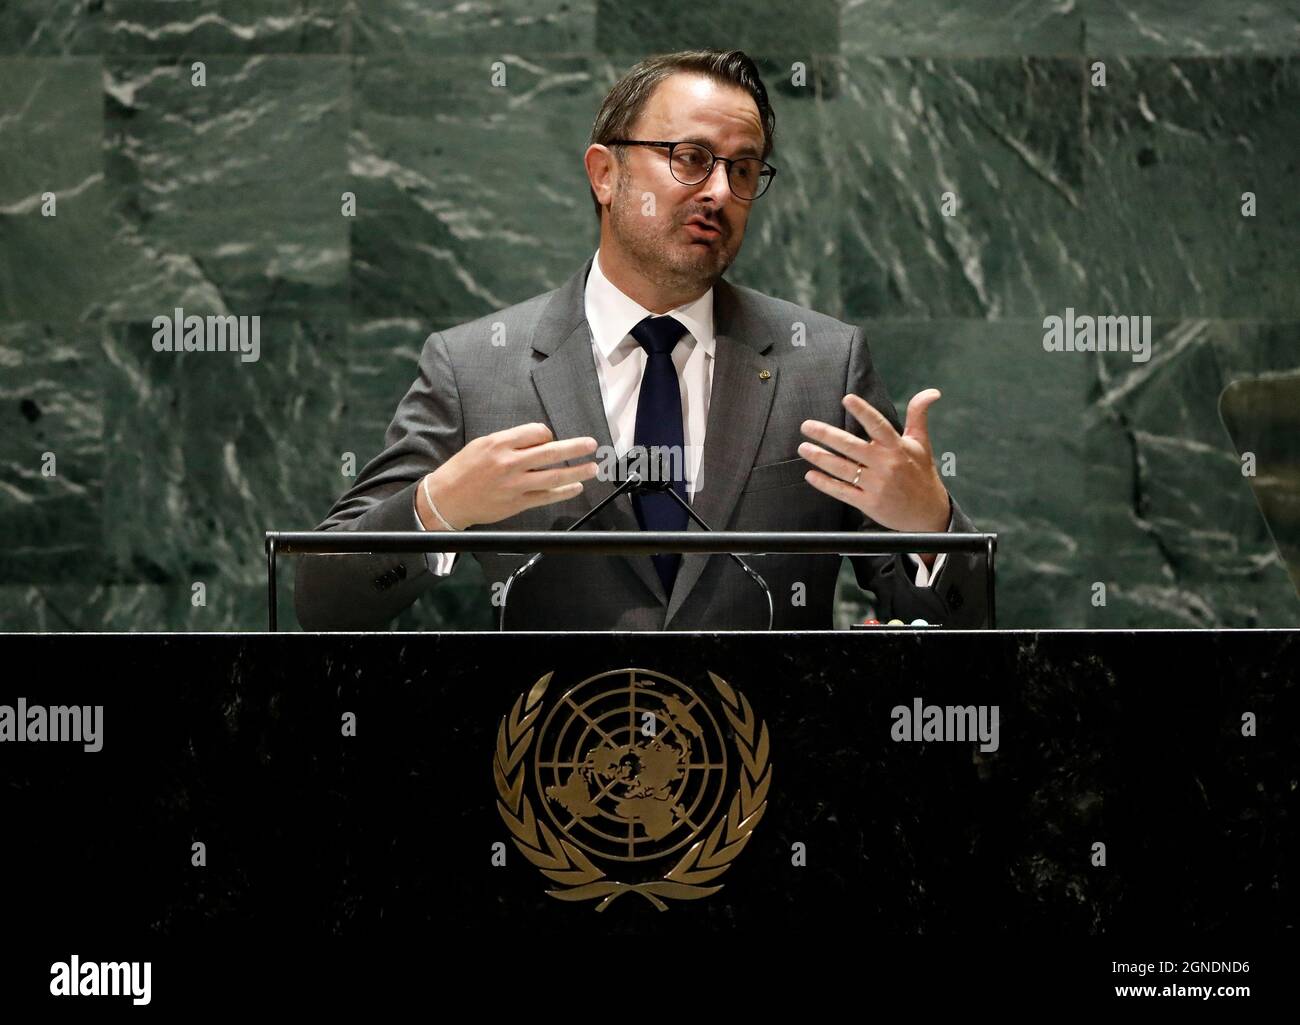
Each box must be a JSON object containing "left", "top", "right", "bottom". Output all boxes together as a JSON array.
[{"left": 421, "top": 473, "right": 461, "bottom": 532}]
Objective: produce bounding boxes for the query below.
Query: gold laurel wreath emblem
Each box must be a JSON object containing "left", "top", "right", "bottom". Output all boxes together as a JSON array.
[{"left": 493, "top": 669, "right": 772, "bottom": 912}]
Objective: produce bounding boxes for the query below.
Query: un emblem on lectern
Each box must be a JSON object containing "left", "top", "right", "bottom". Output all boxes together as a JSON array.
[{"left": 494, "top": 667, "right": 772, "bottom": 911}]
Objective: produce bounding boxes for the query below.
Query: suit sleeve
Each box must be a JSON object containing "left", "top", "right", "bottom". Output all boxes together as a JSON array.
[
  {"left": 294, "top": 330, "right": 465, "bottom": 630},
  {"left": 840, "top": 325, "right": 989, "bottom": 628}
]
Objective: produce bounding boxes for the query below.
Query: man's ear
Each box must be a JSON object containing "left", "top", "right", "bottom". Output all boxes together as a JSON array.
[{"left": 584, "top": 144, "right": 616, "bottom": 208}]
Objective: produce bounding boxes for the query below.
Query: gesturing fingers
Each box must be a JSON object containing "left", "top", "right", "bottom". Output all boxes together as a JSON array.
[
  {"left": 514, "top": 434, "right": 599, "bottom": 470},
  {"left": 800, "top": 417, "right": 872, "bottom": 467},
  {"left": 841, "top": 393, "right": 900, "bottom": 447},
  {"left": 804, "top": 466, "right": 871, "bottom": 506},
  {"left": 797, "top": 439, "right": 868, "bottom": 488}
]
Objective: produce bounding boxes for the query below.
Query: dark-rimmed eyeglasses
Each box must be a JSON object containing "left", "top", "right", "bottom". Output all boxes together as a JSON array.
[{"left": 607, "top": 139, "right": 777, "bottom": 200}]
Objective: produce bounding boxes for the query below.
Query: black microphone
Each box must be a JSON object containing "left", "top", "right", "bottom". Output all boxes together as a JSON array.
[
  {"left": 498, "top": 446, "right": 774, "bottom": 630},
  {"left": 627, "top": 449, "right": 774, "bottom": 630},
  {"left": 497, "top": 453, "right": 646, "bottom": 630}
]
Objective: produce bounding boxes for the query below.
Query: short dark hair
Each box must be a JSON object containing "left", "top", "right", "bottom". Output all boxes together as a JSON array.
[{"left": 586, "top": 49, "right": 775, "bottom": 220}]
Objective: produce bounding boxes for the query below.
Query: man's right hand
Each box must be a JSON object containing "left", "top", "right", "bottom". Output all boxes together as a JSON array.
[{"left": 415, "top": 422, "right": 600, "bottom": 530}]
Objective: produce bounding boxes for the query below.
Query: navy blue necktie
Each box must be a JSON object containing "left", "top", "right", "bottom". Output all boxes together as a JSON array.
[{"left": 630, "top": 315, "right": 690, "bottom": 595}]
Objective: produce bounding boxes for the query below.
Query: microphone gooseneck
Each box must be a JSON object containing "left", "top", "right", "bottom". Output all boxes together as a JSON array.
[
  {"left": 497, "top": 468, "right": 644, "bottom": 631},
  {"left": 497, "top": 446, "right": 774, "bottom": 631}
]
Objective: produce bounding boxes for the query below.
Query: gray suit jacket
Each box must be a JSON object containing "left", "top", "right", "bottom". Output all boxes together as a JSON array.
[{"left": 294, "top": 255, "right": 988, "bottom": 631}]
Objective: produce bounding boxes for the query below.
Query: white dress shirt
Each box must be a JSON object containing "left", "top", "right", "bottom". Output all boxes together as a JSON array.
[{"left": 415, "top": 248, "right": 948, "bottom": 587}]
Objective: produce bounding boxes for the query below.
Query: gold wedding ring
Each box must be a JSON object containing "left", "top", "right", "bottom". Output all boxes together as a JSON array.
[{"left": 851, "top": 464, "right": 864, "bottom": 488}]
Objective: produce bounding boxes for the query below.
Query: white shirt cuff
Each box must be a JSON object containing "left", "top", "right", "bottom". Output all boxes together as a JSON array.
[
  {"left": 414, "top": 492, "right": 457, "bottom": 577},
  {"left": 905, "top": 505, "right": 954, "bottom": 587}
]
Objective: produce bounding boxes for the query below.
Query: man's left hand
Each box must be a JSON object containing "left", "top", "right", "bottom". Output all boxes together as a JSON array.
[{"left": 798, "top": 390, "right": 952, "bottom": 540}]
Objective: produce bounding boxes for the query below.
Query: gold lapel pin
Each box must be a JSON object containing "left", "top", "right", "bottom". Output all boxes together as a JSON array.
[{"left": 758, "top": 369, "right": 771, "bottom": 380}]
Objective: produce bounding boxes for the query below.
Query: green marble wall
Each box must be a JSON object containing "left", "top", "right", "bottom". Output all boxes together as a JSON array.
[{"left": 2, "top": 2, "right": 1297, "bottom": 631}]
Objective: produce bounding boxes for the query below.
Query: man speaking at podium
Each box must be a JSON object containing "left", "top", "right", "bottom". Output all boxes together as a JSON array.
[{"left": 295, "top": 49, "right": 988, "bottom": 632}]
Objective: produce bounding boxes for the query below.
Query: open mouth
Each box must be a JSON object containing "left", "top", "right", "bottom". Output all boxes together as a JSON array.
[{"left": 684, "top": 220, "right": 721, "bottom": 240}]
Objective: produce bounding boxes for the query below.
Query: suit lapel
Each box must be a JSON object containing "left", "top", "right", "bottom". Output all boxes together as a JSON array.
[
  {"left": 664, "top": 279, "right": 778, "bottom": 627},
  {"left": 528, "top": 259, "right": 779, "bottom": 624},
  {"left": 529, "top": 256, "right": 670, "bottom": 607}
]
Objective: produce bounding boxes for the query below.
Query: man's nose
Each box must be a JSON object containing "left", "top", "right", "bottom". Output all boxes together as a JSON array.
[{"left": 695, "top": 159, "right": 732, "bottom": 205}]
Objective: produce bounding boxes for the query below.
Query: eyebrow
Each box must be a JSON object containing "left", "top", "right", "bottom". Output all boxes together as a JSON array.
[{"left": 681, "top": 135, "right": 763, "bottom": 159}]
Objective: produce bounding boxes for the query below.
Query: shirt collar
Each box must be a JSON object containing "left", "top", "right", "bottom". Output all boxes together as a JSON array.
[{"left": 585, "top": 248, "right": 715, "bottom": 362}]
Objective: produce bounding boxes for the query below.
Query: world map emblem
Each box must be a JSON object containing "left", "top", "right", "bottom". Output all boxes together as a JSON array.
[{"left": 494, "top": 667, "right": 773, "bottom": 910}]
